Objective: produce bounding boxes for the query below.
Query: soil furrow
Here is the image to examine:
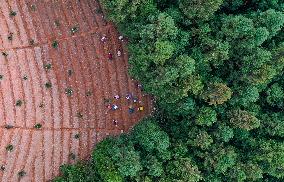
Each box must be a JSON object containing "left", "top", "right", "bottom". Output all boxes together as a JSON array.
[{"left": 0, "top": 1, "right": 152, "bottom": 181}]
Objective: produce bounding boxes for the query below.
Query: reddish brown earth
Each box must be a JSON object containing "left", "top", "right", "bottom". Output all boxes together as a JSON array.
[{"left": 0, "top": 0, "right": 152, "bottom": 181}]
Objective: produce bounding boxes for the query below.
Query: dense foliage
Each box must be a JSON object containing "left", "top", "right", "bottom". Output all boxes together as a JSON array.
[{"left": 54, "top": 0, "right": 284, "bottom": 181}]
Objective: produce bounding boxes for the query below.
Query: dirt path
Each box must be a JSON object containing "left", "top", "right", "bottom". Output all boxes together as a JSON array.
[{"left": 0, "top": 0, "right": 152, "bottom": 181}]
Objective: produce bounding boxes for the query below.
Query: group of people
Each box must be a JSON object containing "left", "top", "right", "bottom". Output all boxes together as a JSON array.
[
  {"left": 100, "top": 34, "right": 146, "bottom": 127},
  {"left": 100, "top": 34, "right": 123, "bottom": 61},
  {"left": 106, "top": 92, "right": 144, "bottom": 127}
]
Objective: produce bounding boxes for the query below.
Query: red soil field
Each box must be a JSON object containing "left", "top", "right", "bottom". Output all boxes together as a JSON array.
[{"left": 0, "top": 0, "right": 152, "bottom": 181}]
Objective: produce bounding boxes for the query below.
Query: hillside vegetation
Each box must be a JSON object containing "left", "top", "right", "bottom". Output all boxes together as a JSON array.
[{"left": 54, "top": 0, "right": 284, "bottom": 181}]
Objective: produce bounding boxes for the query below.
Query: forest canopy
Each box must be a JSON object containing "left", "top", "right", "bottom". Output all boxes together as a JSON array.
[{"left": 54, "top": 0, "right": 284, "bottom": 181}]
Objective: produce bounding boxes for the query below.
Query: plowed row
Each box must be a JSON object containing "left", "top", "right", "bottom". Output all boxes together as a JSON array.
[{"left": 0, "top": 0, "right": 152, "bottom": 181}]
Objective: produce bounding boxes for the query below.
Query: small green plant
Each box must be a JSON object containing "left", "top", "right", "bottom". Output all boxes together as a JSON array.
[
  {"left": 6, "top": 144, "right": 13, "bottom": 152},
  {"left": 95, "top": 8, "right": 103, "bottom": 14},
  {"left": 69, "top": 153, "right": 76, "bottom": 160},
  {"left": 2, "top": 52, "right": 8, "bottom": 57},
  {"left": 74, "top": 133, "right": 80, "bottom": 139},
  {"left": 52, "top": 40, "right": 59, "bottom": 48},
  {"left": 16, "top": 100, "right": 23, "bottom": 106},
  {"left": 0, "top": 75, "right": 3, "bottom": 80},
  {"left": 39, "top": 102, "right": 44, "bottom": 108},
  {"left": 103, "top": 98, "right": 111, "bottom": 103},
  {"left": 77, "top": 112, "right": 83, "bottom": 119},
  {"left": 34, "top": 123, "right": 42, "bottom": 129},
  {"left": 65, "top": 88, "right": 73, "bottom": 96},
  {"left": 29, "top": 39, "right": 35, "bottom": 45},
  {"left": 18, "top": 170, "right": 26, "bottom": 178},
  {"left": 45, "top": 82, "right": 52, "bottom": 88},
  {"left": 67, "top": 69, "right": 73, "bottom": 76},
  {"left": 4, "top": 125, "right": 13, "bottom": 129},
  {"left": 70, "top": 26, "right": 79, "bottom": 34},
  {"left": 54, "top": 20, "right": 60, "bottom": 27},
  {"left": 9, "top": 11, "right": 17, "bottom": 17},
  {"left": 44, "top": 63, "right": 52, "bottom": 70},
  {"left": 30, "top": 4, "right": 36, "bottom": 11},
  {"left": 86, "top": 91, "right": 92, "bottom": 96},
  {"left": 23, "top": 75, "right": 28, "bottom": 80},
  {"left": 7, "top": 33, "right": 13, "bottom": 41}
]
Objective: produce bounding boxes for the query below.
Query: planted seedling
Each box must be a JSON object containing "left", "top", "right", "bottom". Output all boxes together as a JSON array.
[
  {"left": 95, "top": 8, "right": 102, "bottom": 14},
  {"left": 9, "top": 11, "right": 17, "bottom": 17},
  {"left": 16, "top": 100, "right": 23, "bottom": 106},
  {"left": 34, "top": 123, "right": 42, "bottom": 129},
  {"left": 77, "top": 112, "right": 83, "bottom": 119},
  {"left": 44, "top": 63, "right": 52, "bottom": 70},
  {"left": 52, "top": 40, "right": 58, "bottom": 48},
  {"left": 54, "top": 20, "right": 60, "bottom": 27},
  {"left": 29, "top": 39, "right": 35, "bottom": 45},
  {"left": 39, "top": 102, "right": 44, "bottom": 108},
  {"left": 74, "top": 133, "right": 80, "bottom": 139},
  {"left": 67, "top": 69, "right": 73, "bottom": 76},
  {"left": 86, "top": 91, "right": 92, "bottom": 97},
  {"left": 23, "top": 75, "right": 28, "bottom": 80},
  {"left": 65, "top": 88, "right": 73, "bottom": 96},
  {"left": 18, "top": 170, "right": 26, "bottom": 178},
  {"left": 2, "top": 52, "right": 8, "bottom": 57},
  {"left": 4, "top": 125, "right": 14, "bottom": 129},
  {"left": 70, "top": 26, "right": 79, "bottom": 35},
  {"left": 7, "top": 32, "right": 13, "bottom": 41},
  {"left": 45, "top": 82, "right": 52, "bottom": 88},
  {"left": 103, "top": 98, "right": 111, "bottom": 104},
  {"left": 6, "top": 144, "right": 13, "bottom": 152},
  {"left": 69, "top": 153, "right": 76, "bottom": 160},
  {"left": 30, "top": 4, "right": 36, "bottom": 11}
]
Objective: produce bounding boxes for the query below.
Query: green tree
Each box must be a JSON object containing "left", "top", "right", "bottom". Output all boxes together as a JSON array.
[
  {"left": 204, "top": 145, "right": 238, "bottom": 174},
  {"left": 54, "top": 1, "right": 284, "bottom": 181},
  {"left": 196, "top": 107, "right": 217, "bottom": 126},
  {"left": 202, "top": 83, "right": 232, "bottom": 105},
  {"left": 228, "top": 109, "right": 260, "bottom": 131},
  {"left": 143, "top": 155, "right": 164, "bottom": 177},
  {"left": 92, "top": 139, "right": 123, "bottom": 182},
  {"left": 252, "top": 140, "right": 284, "bottom": 178},
  {"left": 100, "top": 0, "right": 156, "bottom": 23},
  {"left": 254, "top": 9, "right": 284, "bottom": 38},
  {"left": 131, "top": 119, "right": 170, "bottom": 156},
  {"left": 179, "top": 0, "right": 224, "bottom": 21},
  {"left": 266, "top": 83, "right": 284, "bottom": 108},
  {"left": 212, "top": 123, "right": 234, "bottom": 142},
  {"left": 188, "top": 128, "right": 213, "bottom": 150},
  {"left": 261, "top": 113, "right": 284, "bottom": 137},
  {"left": 108, "top": 138, "right": 142, "bottom": 177},
  {"left": 153, "top": 40, "right": 175, "bottom": 65},
  {"left": 166, "top": 158, "right": 203, "bottom": 182},
  {"left": 232, "top": 86, "right": 259, "bottom": 107}
]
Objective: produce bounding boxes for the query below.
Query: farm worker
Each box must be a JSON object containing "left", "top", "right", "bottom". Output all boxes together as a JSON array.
[
  {"left": 128, "top": 106, "right": 135, "bottom": 114},
  {"left": 138, "top": 83, "right": 144, "bottom": 91},
  {"left": 114, "top": 95, "right": 120, "bottom": 99},
  {"left": 101, "top": 35, "right": 107, "bottom": 42},
  {"left": 119, "top": 35, "right": 123, "bottom": 41},
  {"left": 112, "top": 104, "right": 119, "bottom": 110},
  {"left": 107, "top": 104, "right": 111, "bottom": 109},
  {"left": 133, "top": 97, "right": 138, "bottom": 103},
  {"left": 117, "top": 50, "right": 121, "bottom": 57},
  {"left": 108, "top": 53, "right": 113, "bottom": 60},
  {"left": 126, "top": 94, "right": 131, "bottom": 100},
  {"left": 138, "top": 106, "right": 144, "bottom": 111},
  {"left": 113, "top": 119, "right": 118, "bottom": 126}
]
